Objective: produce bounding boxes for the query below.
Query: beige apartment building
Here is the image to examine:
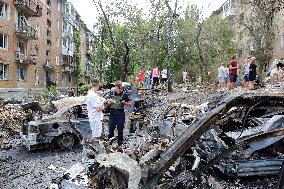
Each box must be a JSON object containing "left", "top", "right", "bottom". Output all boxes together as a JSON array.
[
  {"left": 0, "top": 0, "right": 93, "bottom": 91},
  {"left": 213, "top": 0, "right": 284, "bottom": 66}
]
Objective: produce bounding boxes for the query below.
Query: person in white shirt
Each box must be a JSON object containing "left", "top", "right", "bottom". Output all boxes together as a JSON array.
[
  {"left": 182, "top": 70, "right": 188, "bottom": 84},
  {"left": 217, "top": 63, "right": 226, "bottom": 90},
  {"left": 161, "top": 68, "right": 167, "bottom": 85},
  {"left": 86, "top": 78, "right": 108, "bottom": 141}
]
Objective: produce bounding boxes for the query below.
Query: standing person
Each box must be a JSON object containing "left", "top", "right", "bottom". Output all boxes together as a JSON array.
[
  {"left": 86, "top": 78, "right": 107, "bottom": 141},
  {"left": 182, "top": 70, "right": 188, "bottom": 84},
  {"left": 152, "top": 65, "right": 160, "bottom": 88},
  {"left": 217, "top": 64, "right": 226, "bottom": 91},
  {"left": 144, "top": 70, "right": 151, "bottom": 89},
  {"left": 224, "top": 64, "right": 230, "bottom": 89},
  {"left": 106, "top": 81, "right": 131, "bottom": 147},
  {"left": 229, "top": 55, "right": 238, "bottom": 90},
  {"left": 242, "top": 57, "right": 251, "bottom": 88},
  {"left": 248, "top": 57, "right": 257, "bottom": 89},
  {"left": 161, "top": 68, "right": 167, "bottom": 85},
  {"left": 137, "top": 69, "right": 144, "bottom": 88}
]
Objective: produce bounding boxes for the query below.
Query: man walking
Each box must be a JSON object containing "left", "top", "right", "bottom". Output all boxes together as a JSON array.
[
  {"left": 106, "top": 81, "right": 131, "bottom": 147},
  {"left": 229, "top": 55, "right": 238, "bottom": 90},
  {"left": 86, "top": 78, "right": 107, "bottom": 141}
]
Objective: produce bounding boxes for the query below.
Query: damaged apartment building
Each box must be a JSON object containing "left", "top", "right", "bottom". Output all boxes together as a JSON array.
[
  {"left": 212, "top": 0, "right": 284, "bottom": 69},
  {"left": 0, "top": 0, "right": 93, "bottom": 93}
]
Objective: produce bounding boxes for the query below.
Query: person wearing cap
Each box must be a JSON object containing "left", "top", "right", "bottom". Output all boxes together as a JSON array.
[{"left": 106, "top": 81, "right": 131, "bottom": 146}]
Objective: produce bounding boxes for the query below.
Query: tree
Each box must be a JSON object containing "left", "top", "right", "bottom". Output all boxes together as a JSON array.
[{"left": 240, "top": 0, "right": 284, "bottom": 78}]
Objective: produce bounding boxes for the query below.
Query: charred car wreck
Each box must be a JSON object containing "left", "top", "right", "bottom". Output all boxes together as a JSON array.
[
  {"left": 21, "top": 96, "right": 91, "bottom": 151},
  {"left": 49, "top": 89, "right": 284, "bottom": 189}
]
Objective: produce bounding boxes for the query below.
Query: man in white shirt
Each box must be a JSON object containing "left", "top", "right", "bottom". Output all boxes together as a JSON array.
[
  {"left": 86, "top": 78, "right": 108, "bottom": 141},
  {"left": 218, "top": 63, "right": 226, "bottom": 90}
]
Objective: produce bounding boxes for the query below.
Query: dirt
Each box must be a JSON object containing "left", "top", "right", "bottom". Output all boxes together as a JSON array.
[{"left": 0, "top": 136, "right": 82, "bottom": 189}]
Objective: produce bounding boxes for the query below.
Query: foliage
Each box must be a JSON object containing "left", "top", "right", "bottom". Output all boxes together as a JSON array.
[
  {"left": 80, "top": 84, "right": 90, "bottom": 95},
  {"left": 92, "top": 0, "right": 237, "bottom": 84},
  {"left": 74, "top": 29, "right": 82, "bottom": 84},
  {"left": 43, "top": 86, "right": 58, "bottom": 101}
]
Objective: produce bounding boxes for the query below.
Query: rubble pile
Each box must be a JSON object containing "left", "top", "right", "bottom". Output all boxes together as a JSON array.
[{"left": 0, "top": 98, "right": 26, "bottom": 140}]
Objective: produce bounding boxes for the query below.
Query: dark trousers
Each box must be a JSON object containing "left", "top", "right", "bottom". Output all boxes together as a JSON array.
[{"left": 108, "top": 113, "right": 125, "bottom": 146}]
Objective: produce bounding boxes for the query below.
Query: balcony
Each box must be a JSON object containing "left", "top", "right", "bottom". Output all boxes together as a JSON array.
[
  {"left": 14, "top": 0, "right": 42, "bottom": 17},
  {"left": 16, "top": 24, "right": 38, "bottom": 40},
  {"left": 15, "top": 51, "right": 37, "bottom": 65}
]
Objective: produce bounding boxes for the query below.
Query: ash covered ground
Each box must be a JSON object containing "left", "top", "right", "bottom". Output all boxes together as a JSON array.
[{"left": 0, "top": 90, "right": 281, "bottom": 189}]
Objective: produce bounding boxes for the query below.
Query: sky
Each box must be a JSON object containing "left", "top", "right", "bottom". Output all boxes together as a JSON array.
[{"left": 68, "top": 0, "right": 225, "bottom": 31}]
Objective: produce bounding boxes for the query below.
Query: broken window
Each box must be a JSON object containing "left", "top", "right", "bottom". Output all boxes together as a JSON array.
[
  {"left": 0, "top": 32, "right": 8, "bottom": 50},
  {"left": 0, "top": 1, "right": 10, "bottom": 21},
  {"left": 0, "top": 63, "right": 8, "bottom": 80},
  {"left": 17, "top": 67, "right": 27, "bottom": 81}
]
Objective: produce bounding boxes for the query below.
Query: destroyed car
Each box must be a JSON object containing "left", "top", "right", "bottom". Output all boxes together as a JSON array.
[
  {"left": 50, "top": 89, "right": 284, "bottom": 189},
  {"left": 21, "top": 96, "right": 91, "bottom": 151}
]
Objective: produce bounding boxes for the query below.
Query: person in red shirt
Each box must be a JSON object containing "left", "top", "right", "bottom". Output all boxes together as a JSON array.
[
  {"left": 229, "top": 55, "right": 238, "bottom": 90},
  {"left": 137, "top": 69, "right": 145, "bottom": 88}
]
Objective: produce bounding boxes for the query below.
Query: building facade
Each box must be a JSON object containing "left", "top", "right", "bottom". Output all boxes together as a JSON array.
[
  {"left": 212, "top": 0, "right": 284, "bottom": 66},
  {"left": 0, "top": 0, "right": 93, "bottom": 91}
]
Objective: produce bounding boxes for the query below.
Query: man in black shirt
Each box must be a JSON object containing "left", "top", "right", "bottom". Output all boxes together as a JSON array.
[{"left": 106, "top": 81, "right": 131, "bottom": 146}]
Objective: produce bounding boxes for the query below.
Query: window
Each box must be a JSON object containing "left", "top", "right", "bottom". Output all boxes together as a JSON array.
[
  {"left": 57, "top": 0, "right": 61, "bottom": 11},
  {"left": 0, "top": 63, "right": 8, "bottom": 80},
  {"left": 57, "top": 20, "right": 60, "bottom": 29},
  {"left": 281, "top": 35, "right": 284, "bottom": 48},
  {"left": 46, "top": 0, "right": 51, "bottom": 7},
  {"left": 17, "top": 67, "right": 27, "bottom": 81},
  {"left": 0, "top": 2, "right": 10, "bottom": 21},
  {"left": 35, "top": 24, "right": 40, "bottom": 37},
  {"left": 0, "top": 32, "right": 8, "bottom": 50},
  {"left": 57, "top": 38, "right": 60, "bottom": 47},
  {"left": 17, "top": 40, "right": 27, "bottom": 54},
  {"left": 55, "top": 55, "right": 59, "bottom": 65}
]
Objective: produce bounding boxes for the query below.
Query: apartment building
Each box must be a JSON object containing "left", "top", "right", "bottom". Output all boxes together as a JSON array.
[
  {"left": 212, "top": 0, "right": 284, "bottom": 64},
  {"left": 0, "top": 0, "right": 93, "bottom": 91}
]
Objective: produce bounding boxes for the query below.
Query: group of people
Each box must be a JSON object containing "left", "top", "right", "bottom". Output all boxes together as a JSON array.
[
  {"left": 86, "top": 79, "right": 131, "bottom": 149},
  {"left": 137, "top": 66, "right": 168, "bottom": 89},
  {"left": 217, "top": 55, "right": 257, "bottom": 91}
]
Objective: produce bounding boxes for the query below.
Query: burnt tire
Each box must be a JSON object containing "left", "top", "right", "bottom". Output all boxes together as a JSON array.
[{"left": 57, "top": 133, "right": 75, "bottom": 150}]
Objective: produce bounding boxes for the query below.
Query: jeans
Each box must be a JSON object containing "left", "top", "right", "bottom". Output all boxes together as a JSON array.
[
  {"left": 144, "top": 76, "right": 151, "bottom": 89},
  {"left": 108, "top": 113, "right": 125, "bottom": 146}
]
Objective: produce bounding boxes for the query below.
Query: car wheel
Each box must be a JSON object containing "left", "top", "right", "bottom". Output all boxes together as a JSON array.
[{"left": 57, "top": 133, "right": 75, "bottom": 150}]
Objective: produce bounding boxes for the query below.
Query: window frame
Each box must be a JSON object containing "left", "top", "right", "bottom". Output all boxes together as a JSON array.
[
  {"left": 17, "top": 67, "right": 27, "bottom": 81},
  {"left": 0, "top": 32, "right": 8, "bottom": 50},
  {"left": 0, "top": 63, "right": 9, "bottom": 80},
  {"left": 0, "top": 2, "right": 10, "bottom": 21}
]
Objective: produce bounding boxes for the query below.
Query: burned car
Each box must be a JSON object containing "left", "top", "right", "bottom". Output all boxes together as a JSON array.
[{"left": 21, "top": 96, "right": 91, "bottom": 151}]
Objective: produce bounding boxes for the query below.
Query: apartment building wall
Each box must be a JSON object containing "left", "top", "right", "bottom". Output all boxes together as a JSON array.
[
  {"left": 213, "top": 0, "right": 284, "bottom": 66},
  {"left": 0, "top": 0, "right": 93, "bottom": 90},
  {"left": 0, "top": 0, "right": 45, "bottom": 89}
]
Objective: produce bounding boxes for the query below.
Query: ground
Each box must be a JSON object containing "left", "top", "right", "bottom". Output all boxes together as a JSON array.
[
  {"left": 0, "top": 136, "right": 82, "bottom": 189},
  {"left": 0, "top": 90, "right": 281, "bottom": 189}
]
